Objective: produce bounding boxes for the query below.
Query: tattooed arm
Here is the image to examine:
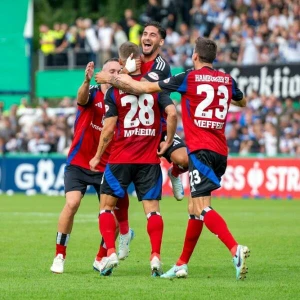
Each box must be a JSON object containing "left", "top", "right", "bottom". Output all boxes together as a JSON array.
[{"left": 89, "top": 116, "right": 117, "bottom": 171}]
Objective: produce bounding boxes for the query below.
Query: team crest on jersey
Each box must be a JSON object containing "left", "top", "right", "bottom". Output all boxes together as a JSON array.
[
  {"left": 163, "top": 78, "right": 170, "bottom": 83},
  {"left": 105, "top": 105, "right": 109, "bottom": 112},
  {"left": 148, "top": 72, "right": 159, "bottom": 81}
]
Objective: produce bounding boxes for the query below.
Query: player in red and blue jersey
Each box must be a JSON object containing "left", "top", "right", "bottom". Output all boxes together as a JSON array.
[
  {"left": 50, "top": 59, "right": 133, "bottom": 275},
  {"left": 140, "top": 21, "right": 189, "bottom": 201},
  {"left": 89, "top": 42, "right": 177, "bottom": 276},
  {"left": 109, "top": 37, "right": 250, "bottom": 280}
]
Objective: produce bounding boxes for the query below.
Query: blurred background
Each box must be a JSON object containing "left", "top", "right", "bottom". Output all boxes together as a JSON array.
[{"left": 0, "top": 0, "right": 299, "bottom": 198}]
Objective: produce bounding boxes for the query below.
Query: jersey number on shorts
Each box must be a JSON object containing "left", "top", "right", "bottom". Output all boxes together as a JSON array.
[
  {"left": 189, "top": 170, "right": 201, "bottom": 186},
  {"left": 195, "top": 84, "right": 229, "bottom": 120},
  {"left": 122, "top": 94, "right": 155, "bottom": 128}
]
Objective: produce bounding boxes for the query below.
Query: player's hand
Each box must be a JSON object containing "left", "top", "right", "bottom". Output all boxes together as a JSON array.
[
  {"left": 157, "top": 141, "right": 172, "bottom": 157},
  {"left": 85, "top": 62, "right": 94, "bottom": 82},
  {"left": 89, "top": 156, "right": 100, "bottom": 172},
  {"left": 94, "top": 71, "right": 110, "bottom": 84},
  {"left": 115, "top": 74, "right": 132, "bottom": 85},
  {"left": 125, "top": 53, "right": 137, "bottom": 73}
]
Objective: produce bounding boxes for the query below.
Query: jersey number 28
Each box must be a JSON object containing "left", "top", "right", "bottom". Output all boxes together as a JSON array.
[{"left": 122, "top": 94, "right": 155, "bottom": 128}]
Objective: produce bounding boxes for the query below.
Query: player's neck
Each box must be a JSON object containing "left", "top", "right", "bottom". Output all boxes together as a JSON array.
[
  {"left": 142, "top": 52, "right": 159, "bottom": 63},
  {"left": 195, "top": 62, "right": 213, "bottom": 70},
  {"left": 100, "top": 84, "right": 108, "bottom": 94}
]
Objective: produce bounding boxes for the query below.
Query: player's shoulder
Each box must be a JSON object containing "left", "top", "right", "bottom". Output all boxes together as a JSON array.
[{"left": 154, "top": 54, "right": 170, "bottom": 71}]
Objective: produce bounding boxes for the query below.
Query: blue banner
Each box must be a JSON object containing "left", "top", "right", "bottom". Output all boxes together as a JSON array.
[{"left": 0, "top": 156, "right": 135, "bottom": 195}]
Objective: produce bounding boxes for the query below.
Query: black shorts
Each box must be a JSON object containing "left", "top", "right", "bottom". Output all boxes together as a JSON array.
[
  {"left": 64, "top": 165, "right": 103, "bottom": 198},
  {"left": 188, "top": 150, "right": 227, "bottom": 197},
  {"left": 160, "top": 131, "right": 186, "bottom": 163},
  {"left": 101, "top": 164, "right": 162, "bottom": 201}
]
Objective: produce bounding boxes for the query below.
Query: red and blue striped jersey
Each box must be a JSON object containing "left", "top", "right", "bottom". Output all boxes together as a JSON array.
[
  {"left": 105, "top": 74, "right": 171, "bottom": 164},
  {"left": 158, "top": 67, "right": 244, "bottom": 156},
  {"left": 67, "top": 85, "right": 111, "bottom": 172}
]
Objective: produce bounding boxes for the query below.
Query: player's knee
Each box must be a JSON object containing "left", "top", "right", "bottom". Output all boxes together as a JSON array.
[
  {"left": 172, "top": 152, "right": 188, "bottom": 169},
  {"left": 65, "top": 198, "right": 81, "bottom": 215}
]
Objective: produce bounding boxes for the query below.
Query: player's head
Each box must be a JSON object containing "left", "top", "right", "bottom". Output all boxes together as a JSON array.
[
  {"left": 193, "top": 37, "right": 217, "bottom": 65},
  {"left": 141, "top": 21, "right": 166, "bottom": 56},
  {"left": 102, "top": 58, "right": 121, "bottom": 76},
  {"left": 118, "top": 42, "right": 140, "bottom": 66}
]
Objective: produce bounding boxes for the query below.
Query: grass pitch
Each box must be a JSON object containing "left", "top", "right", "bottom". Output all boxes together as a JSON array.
[{"left": 0, "top": 194, "right": 299, "bottom": 300}]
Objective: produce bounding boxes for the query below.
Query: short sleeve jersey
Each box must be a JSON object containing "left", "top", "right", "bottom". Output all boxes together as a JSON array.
[
  {"left": 158, "top": 67, "right": 244, "bottom": 156},
  {"left": 105, "top": 74, "right": 170, "bottom": 164},
  {"left": 67, "top": 85, "right": 111, "bottom": 172}
]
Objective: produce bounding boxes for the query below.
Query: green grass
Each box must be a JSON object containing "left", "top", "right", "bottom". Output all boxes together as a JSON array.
[{"left": 0, "top": 195, "right": 299, "bottom": 299}]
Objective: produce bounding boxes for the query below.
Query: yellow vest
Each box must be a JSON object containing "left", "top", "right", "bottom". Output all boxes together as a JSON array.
[
  {"left": 129, "top": 24, "right": 142, "bottom": 46},
  {"left": 40, "top": 31, "right": 55, "bottom": 54}
]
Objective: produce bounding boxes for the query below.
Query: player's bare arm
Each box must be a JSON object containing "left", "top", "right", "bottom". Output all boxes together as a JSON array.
[
  {"left": 77, "top": 62, "right": 94, "bottom": 105},
  {"left": 231, "top": 97, "right": 247, "bottom": 107},
  {"left": 89, "top": 116, "right": 117, "bottom": 171},
  {"left": 157, "top": 104, "right": 177, "bottom": 156},
  {"left": 113, "top": 74, "right": 162, "bottom": 94}
]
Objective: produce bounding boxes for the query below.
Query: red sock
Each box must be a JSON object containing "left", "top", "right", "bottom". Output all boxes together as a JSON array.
[
  {"left": 55, "top": 232, "right": 70, "bottom": 258},
  {"left": 147, "top": 213, "right": 164, "bottom": 256},
  {"left": 176, "top": 216, "right": 203, "bottom": 265},
  {"left": 99, "top": 211, "right": 116, "bottom": 252},
  {"left": 202, "top": 208, "right": 238, "bottom": 254},
  {"left": 171, "top": 164, "right": 188, "bottom": 177},
  {"left": 95, "top": 238, "right": 107, "bottom": 261},
  {"left": 115, "top": 193, "right": 129, "bottom": 235},
  {"left": 56, "top": 244, "right": 66, "bottom": 258}
]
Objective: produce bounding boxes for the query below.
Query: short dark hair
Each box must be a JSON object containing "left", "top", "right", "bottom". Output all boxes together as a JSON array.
[
  {"left": 103, "top": 58, "right": 119, "bottom": 65},
  {"left": 194, "top": 37, "right": 217, "bottom": 63},
  {"left": 143, "top": 21, "right": 166, "bottom": 39},
  {"left": 118, "top": 42, "right": 140, "bottom": 60}
]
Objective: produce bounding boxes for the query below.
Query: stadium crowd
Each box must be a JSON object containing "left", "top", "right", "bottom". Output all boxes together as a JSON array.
[
  {"left": 39, "top": 0, "right": 300, "bottom": 68},
  {"left": 1, "top": 0, "right": 299, "bottom": 157},
  {"left": 0, "top": 94, "right": 299, "bottom": 156}
]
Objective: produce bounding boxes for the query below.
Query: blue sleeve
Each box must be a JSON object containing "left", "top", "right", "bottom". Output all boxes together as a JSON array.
[
  {"left": 158, "top": 71, "right": 190, "bottom": 94},
  {"left": 231, "top": 78, "right": 244, "bottom": 101},
  {"left": 104, "top": 87, "right": 118, "bottom": 118}
]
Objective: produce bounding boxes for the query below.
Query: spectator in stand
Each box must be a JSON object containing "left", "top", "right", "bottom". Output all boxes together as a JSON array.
[
  {"left": 83, "top": 18, "right": 100, "bottom": 63},
  {"left": 97, "top": 17, "right": 113, "bottom": 64},
  {"left": 39, "top": 24, "right": 55, "bottom": 66},
  {"left": 111, "top": 22, "right": 128, "bottom": 56},
  {"left": 165, "top": 26, "right": 180, "bottom": 46},
  {"left": 127, "top": 18, "right": 143, "bottom": 46},
  {"left": 119, "top": 8, "right": 134, "bottom": 38}
]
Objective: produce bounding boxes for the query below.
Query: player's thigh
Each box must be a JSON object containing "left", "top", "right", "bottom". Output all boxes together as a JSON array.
[
  {"left": 188, "top": 150, "right": 226, "bottom": 198},
  {"left": 160, "top": 131, "right": 187, "bottom": 164},
  {"left": 142, "top": 200, "right": 160, "bottom": 215},
  {"left": 133, "top": 164, "right": 162, "bottom": 202},
  {"left": 101, "top": 164, "right": 132, "bottom": 199},
  {"left": 64, "top": 165, "right": 89, "bottom": 199},
  {"left": 100, "top": 193, "right": 119, "bottom": 210}
]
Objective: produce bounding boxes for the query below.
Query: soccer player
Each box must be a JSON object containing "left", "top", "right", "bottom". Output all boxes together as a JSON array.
[
  {"left": 95, "top": 21, "right": 188, "bottom": 201},
  {"left": 89, "top": 42, "right": 177, "bottom": 276},
  {"left": 50, "top": 59, "right": 133, "bottom": 274},
  {"left": 104, "top": 37, "right": 250, "bottom": 280}
]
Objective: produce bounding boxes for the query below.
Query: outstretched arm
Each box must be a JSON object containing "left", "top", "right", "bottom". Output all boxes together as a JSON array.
[{"left": 89, "top": 116, "right": 117, "bottom": 171}]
